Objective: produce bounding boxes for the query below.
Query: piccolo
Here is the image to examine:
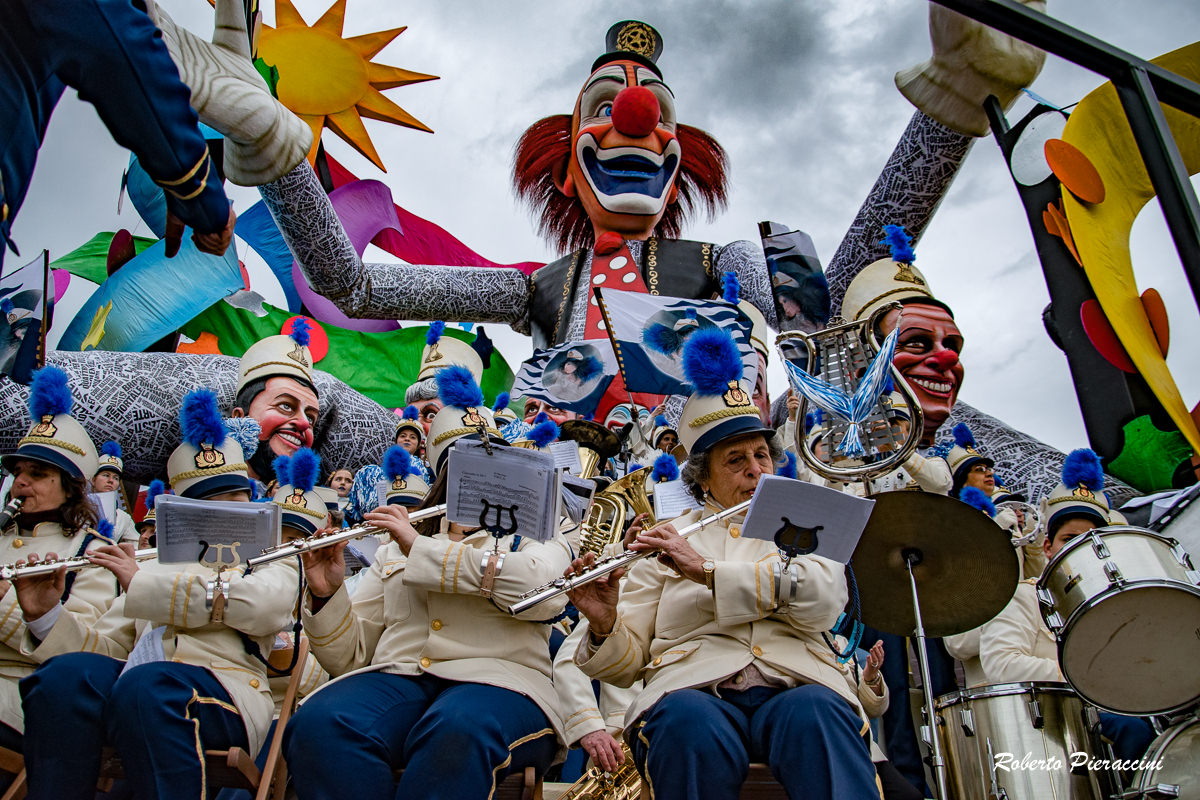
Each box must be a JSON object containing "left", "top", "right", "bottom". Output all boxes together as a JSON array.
[
  {"left": 0, "top": 497, "right": 24, "bottom": 530},
  {"left": 507, "top": 499, "right": 752, "bottom": 616},
  {"left": 0, "top": 548, "right": 158, "bottom": 581},
  {"left": 246, "top": 504, "right": 448, "bottom": 570}
]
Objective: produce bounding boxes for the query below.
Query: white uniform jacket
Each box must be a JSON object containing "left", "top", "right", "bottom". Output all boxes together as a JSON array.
[
  {"left": 553, "top": 620, "right": 639, "bottom": 746},
  {"left": 0, "top": 521, "right": 117, "bottom": 731},
  {"left": 575, "top": 504, "right": 859, "bottom": 731},
  {"left": 978, "top": 580, "right": 1061, "bottom": 684},
  {"left": 301, "top": 530, "right": 574, "bottom": 744},
  {"left": 23, "top": 557, "right": 302, "bottom": 755}
]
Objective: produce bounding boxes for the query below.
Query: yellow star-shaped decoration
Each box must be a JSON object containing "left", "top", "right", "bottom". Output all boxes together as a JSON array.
[
  {"left": 80, "top": 301, "right": 114, "bottom": 351},
  {"left": 257, "top": 0, "right": 439, "bottom": 172}
]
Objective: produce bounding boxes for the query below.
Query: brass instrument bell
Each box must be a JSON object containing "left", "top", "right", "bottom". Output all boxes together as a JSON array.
[{"left": 559, "top": 420, "right": 621, "bottom": 479}]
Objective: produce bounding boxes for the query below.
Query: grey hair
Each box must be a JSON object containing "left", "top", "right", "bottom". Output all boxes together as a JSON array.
[
  {"left": 404, "top": 376, "right": 439, "bottom": 406},
  {"left": 681, "top": 433, "right": 785, "bottom": 503}
]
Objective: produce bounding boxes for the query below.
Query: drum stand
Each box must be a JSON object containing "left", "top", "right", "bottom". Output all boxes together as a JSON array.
[{"left": 905, "top": 549, "right": 950, "bottom": 800}]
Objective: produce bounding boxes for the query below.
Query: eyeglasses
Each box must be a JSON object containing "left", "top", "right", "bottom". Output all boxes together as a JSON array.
[{"left": 970, "top": 463, "right": 994, "bottom": 474}]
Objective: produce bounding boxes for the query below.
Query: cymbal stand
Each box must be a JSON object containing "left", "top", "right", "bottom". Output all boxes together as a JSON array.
[{"left": 905, "top": 548, "right": 949, "bottom": 800}]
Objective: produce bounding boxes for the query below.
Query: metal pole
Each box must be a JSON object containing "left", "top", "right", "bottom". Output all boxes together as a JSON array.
[{"left": 906, "top": 552, "right": 949, "bottom": 800}]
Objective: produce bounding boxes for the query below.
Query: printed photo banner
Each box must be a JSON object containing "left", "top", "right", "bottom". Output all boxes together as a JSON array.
[
  {"left": 510, "top": 340, "right": 617, "bottom": 415},
  {"left": 594, "top": 288, "right": 757, "bottom": 397},
  {"left": 0, "top": 254, "right": 50, "bottom": 384}
]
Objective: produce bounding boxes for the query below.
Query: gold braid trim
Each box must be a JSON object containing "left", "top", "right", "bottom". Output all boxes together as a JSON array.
[
  {"left": 162, "top": 158, "right": 211, "bottom": 201},
  {"left": 169, "top": 462, "right": 249, "bottom": 488},
  {"left": 157, "top": 146, "right": 210, "bottom": 186},
  {"left": 282, "top": 504, "right": 328, "bottom": 520},
  {"left": 1046, "top": 494, "right": 1108, "bottom": 510},
  {"left": 244, "top": 360, "right": 313, "bottom": 378},
  {"left": 17, "top": 435, "right": 86, "bottom": 456},
  {"left": 688, "top": 407, "right": 760, "bottom": 428},
  {"left": 431, "top": 426, "right": 503, "bottom": 447},
  {"left": 853, "top": 286, "right": 934, "bottom": 321}
]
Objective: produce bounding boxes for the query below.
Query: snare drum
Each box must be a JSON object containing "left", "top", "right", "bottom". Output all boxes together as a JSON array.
[
  {"left": 1133, "top": 713, "right": 1199, "bottom": 799},
  {"left": 1036, "top": 526, "right": 1200, "bottom": 715},
  {"left": 934, "top": 682, "right": 1103, "bottom": 800}
]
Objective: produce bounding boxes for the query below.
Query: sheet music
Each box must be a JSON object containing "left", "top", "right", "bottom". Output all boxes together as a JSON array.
[
  {"left": 741, "top": 475, "right": 874, "bottom": 564},
  {"left": 155, "top": 494, "right": 281, "bottom": 567},
  {"left": 120, "top": 625, "right": 166, "bottom": 675},
  {"left": 549, "top": 440, "right": 583, "bottom": 473},
  {"left": 445, "top": 441, "right": 559, "bottom": 542},
  {"left": 91, "top": 490, "right": 118, "bottom": 524},
  {"left": 653, "top": 479, "right": 702, "bottom": 520}
]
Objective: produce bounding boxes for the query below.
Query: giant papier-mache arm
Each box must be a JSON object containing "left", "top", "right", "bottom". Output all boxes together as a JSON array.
[{"left": 0, "top": 352, "right": 396, "bottom": 483}]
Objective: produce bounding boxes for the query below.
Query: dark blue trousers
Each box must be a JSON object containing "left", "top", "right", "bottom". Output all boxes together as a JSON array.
[
  {"left": 1098, "top": 712, "right": 1156, "bottom": 763},
  {"left": 284, "top": 672, "right": 558, "bottom": 800},
  {"left": 20, "top": 652, "right": 248, "bottom": 800},
  {"left": 630, "top": 684, "right": 879, "bottom": 800}
]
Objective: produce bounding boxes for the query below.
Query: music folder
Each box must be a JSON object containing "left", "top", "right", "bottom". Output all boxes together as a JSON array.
[
  {"left": 740, "top": 475, "right": 874, "bottom": 564},
  {"left": 155, "top": 494, "right": 281, "bottom": 568}
]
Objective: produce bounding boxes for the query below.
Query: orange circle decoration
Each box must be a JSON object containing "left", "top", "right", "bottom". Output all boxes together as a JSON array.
[
  {"left": 1045, "top": 138, "right": 1105, "bottom": 204},
  {"left": 1140, "top": 288, "right": 1170, "bottom": 358},
  {"left": 283, "top": 316, "right": 329, "bottom": 363}
]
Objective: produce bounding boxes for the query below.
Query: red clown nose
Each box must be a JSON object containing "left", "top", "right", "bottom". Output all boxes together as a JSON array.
[
  {"left": 611, "top": 86, "right": 660, "bottom": 138},
  {"left": 929, "top": 349, "right": 959, "bottom": 371}
]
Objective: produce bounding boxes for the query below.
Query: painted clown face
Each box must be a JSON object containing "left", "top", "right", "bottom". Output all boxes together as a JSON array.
[
  {"left": 880, "top": 303, "right": 965, "bottom": 445},
  {"left": 562, "top": 61, "right": 681, "bottom": 241}
]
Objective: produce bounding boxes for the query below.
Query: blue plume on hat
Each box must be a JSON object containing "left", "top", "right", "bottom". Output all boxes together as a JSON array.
[
  {"left": 881, "top": 224, "right": 916, "bottom": 264},
  {"left": 492, "top": 392, "right": 510, "bottom": 414},
  {"left": 682, "top": 327, "right": 743, "bottom": 395},
  {"left": 402, "top": 405, "right": 419, "bottom": 420},
  {"left": 804, "top": 411, "right": 815, "bottom": 433},
  {"left": 436, "top": 365, "right": 483, "bottom": 408},
  {"left": 643, "top": 322, "right": 684, "bottom": 355},
  {"left": 272, "top": 455, "right": 291, "bottom": 487},
  {"left": 29, "top": 366, "right": 73, "bottom": 419},
  {"left": 289, "top": 448, "right": 321, "bottom": 493},
  {"left": 179, "top": 390, "right": 226, "bottom": 448},
  {"left": 959, "top": 486, "right": 996, "bottom": 517},
  {"left": 628, "top": 463, "right": 644, "bottom": 472},
  {"left": 100, "top": 441, "right": 122, "bottom": 459},
  {"left": 655, "top": 414, "right": 670, "bottom": 428},
  {"left": 533, "top": 412, "right": 549, "bottom": 425},
  {"left": 224, "top": 416, "right": 262, "bottom": 457},
  {"left": 426, "top": 320, "right": 445, "bottom": 346},
  {"left": 96, "top": 518, "right": 115, "bottom": 540},
  {"left": 289, "top": 316, "right": 312, "bottom": 347},
  {"left": 0, "top": 299, "right": 13, "bottom": 315},
  {"left": 953, "top": 422, "right": 976, "bottom": 449},
  {"left": 383, "top": 445, "right": 414, "bottom": 480},
  {"left": 146, "top": 479, "right": 166, "bottom": 510},
  {"left": 527, "top": 419, "right": 560, "bottom": 448},
  {"left": 651, "top": 452, "right": 679, "bottom": 483},
  {"left": 1062, "top": 448, "right": 1104, "bottom": 491},
  {"left": 778, "top": 450, "right": 798, "bottom": 479},
  {"left": 722, "top": 270, "right": 740, "bottom": 304}
]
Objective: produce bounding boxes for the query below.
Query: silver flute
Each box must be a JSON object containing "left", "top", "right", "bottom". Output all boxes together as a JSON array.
[
  {"left": 507, "top": 499, "right": 752, "bottom": 616},
  {"left": 246, "top": 504, "right": 448, "bottom": 570},
  {"left": 0, "top": 548, "right": 158, "bottom": 581}
]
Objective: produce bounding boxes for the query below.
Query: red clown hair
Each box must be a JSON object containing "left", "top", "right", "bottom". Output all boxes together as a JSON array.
[{"left": 513, "top": 115, "right": 730, "bottom": 254}]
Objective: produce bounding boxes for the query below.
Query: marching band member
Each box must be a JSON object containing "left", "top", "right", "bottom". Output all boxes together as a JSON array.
[
  {"left": 393, "top": 407, "right": 433, "bottom": 484},
  {"left": 568, "top": 328, "right": 879, "bottom": 800},
  {"left": 284, "top": 366, "right": 571, "bottom": 800},
  {"left": 0, "top": 367, "right": 118, "bottom": 773},
  {"left": 92, "top": 441, "right": 138, "bottom": 543},
  {"left": 135, "top": 479, "right": 166, "bottom": 549},
  {"left": 16, "top": 389, "right": 302, "bottom": 800},
  {"left": 231, "top": 319, "right": 321, "bottom": 486},
  {"left": 979, "top": 449, "right": 1154, "bottom": 763}
]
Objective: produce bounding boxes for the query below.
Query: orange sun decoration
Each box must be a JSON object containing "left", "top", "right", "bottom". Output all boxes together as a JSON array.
[{"left": 256, "top": 0, "right": 439, "bottom": 171}]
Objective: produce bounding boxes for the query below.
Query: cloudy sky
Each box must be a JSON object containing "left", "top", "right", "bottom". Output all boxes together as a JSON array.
[{"left": 10, "top": 0, "right": 1200, "bottom": 454}]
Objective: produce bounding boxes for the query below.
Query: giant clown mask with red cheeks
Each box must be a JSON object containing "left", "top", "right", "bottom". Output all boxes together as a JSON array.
[
  {"left": 560, "top": 61, "right": 682, "bottom": 240},
  {"left": 879, "top": 303, "right": 964, "bottom": 445}
]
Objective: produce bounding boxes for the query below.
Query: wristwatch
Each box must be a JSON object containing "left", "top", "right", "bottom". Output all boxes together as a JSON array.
[{"left": 702, "top": 560, "right": 716, "bottom": 591}]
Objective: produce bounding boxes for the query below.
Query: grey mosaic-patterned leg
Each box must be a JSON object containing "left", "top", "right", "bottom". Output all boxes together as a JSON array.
[
  {"left": 0, "top": 352, "right": 395, "bottom": 483},
  {"left": 826, "top": 111, "right": 973, "bottom": 314}
]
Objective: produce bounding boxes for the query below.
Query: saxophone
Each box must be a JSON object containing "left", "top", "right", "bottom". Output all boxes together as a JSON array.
[{"left": 556, "top": 744, "right": 643, "bottom": 800}]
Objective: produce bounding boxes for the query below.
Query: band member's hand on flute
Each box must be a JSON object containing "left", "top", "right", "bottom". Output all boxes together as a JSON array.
[
  {"left": 364, "top": 505, "right": 419, "bottom": 555},
  {"left": 86, "top": 543, "right": 140, "bottom": 591},
  {"left": 565, "top": 553, "right": 623, "bottom": 637},
  {"left": 622, "top": 512, "right": 650, "bottom": 550},
  {"left": 302, "top": 528, "right": 347, "bottom": 607},
  {"left": 628, "top": 523, "right": 706, "bottom": 585},
  {"left": 13, "top": 553, "right": 67, "bottom": 621}
]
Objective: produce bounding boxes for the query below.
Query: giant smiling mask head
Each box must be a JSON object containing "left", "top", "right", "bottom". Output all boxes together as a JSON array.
[
  {"left": 513, "top": 21, "right": 729, "bottom": 254},
  {"left": 877, "top": 302, "right": 964, "bottom": 445}
]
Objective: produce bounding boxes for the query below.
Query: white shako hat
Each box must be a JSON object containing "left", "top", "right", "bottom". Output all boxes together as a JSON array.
[
  {"left": 425, "top": 366, "right": 507, "bottom": 473},
  {"left": 3, "top": 366, "right": 99, "bottom": 480},
  {"left": 270, "top": 448, "right": 330, "bottom": 537},
  {"left": 167, "top": 389, "right": 251, "bottom": 500},
  {"left": 676, "top": 327, "right": 772, "bottom": 456},
  {"left": 237, "top": 317, "right": 318, "bottom": 398}
]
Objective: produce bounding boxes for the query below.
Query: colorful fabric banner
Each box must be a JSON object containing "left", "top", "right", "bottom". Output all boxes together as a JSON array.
[
  {"left": 0, "top": 254, "right": 49, "bottom": 384},
  {"left": 510, "top": 340, "right": 617, "bottom": 415}
]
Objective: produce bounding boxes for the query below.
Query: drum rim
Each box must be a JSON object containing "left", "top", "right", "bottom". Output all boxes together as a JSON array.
[
  {"left": 935, "top": 681, "right": 1079, "bottom": 706},
  {"left": 1136, "top": 714, "right": 1200, "bottom": 784},
  {"left": 1040, "top": 525, "right": 1181, "bottom": 582},
  {"left": 1055, "top": 578, "right": 1200, "bottom": 633}
]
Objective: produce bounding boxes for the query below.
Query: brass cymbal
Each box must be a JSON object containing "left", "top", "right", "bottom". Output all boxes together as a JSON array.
[
  {"left": 852, "top": 491, "right": 1020, "bottom": 638},
  {"left": 559, "top": 420, "right": 621, "bottom": 461}
]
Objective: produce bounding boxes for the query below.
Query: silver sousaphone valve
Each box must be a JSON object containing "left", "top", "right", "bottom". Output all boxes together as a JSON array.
[{"left": 776, "top": 304, "right": 923, "bottom": 485}]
